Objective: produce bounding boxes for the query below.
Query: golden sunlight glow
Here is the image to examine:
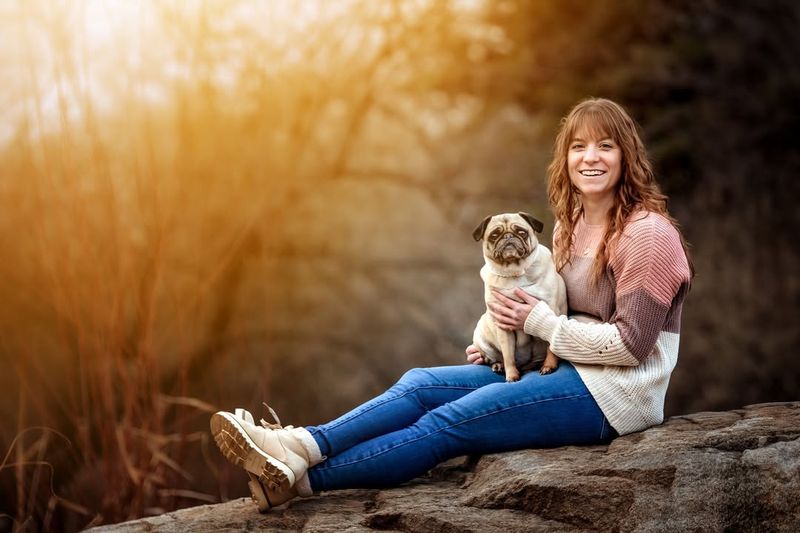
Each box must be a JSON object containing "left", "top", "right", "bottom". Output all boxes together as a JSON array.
[
  {"left": 0, "top": 0, "right": 532, "bottom": 528},
  {"left": 6, "top": 0, "right": 399, "bottom": 141}
]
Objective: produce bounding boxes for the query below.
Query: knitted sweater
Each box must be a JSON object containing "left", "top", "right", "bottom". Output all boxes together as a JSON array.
[{"left": 523, "top": 211, "right": 691, "bottom": 435}]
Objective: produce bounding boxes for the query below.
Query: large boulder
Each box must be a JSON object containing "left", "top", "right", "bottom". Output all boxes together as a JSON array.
[{"left": 91, "top": 402, "right": 800, "bottom": 532}]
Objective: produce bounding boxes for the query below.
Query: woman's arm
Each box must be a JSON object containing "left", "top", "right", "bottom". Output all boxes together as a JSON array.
[
  {"left": 491, "top": 291, "right": 640, "bottom": 366},
  {"left": 492, "top": 216, "right": 691, "bottom": 367},
  {"left": 524, "top": 301, "right": 641, "bottom": 366}
]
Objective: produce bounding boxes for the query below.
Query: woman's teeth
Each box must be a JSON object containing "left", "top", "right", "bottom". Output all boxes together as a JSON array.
[{"left": 580, "top": 170, "right": 604, "bottom": 176}]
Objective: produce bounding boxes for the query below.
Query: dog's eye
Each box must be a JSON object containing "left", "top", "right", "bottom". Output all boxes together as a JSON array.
[
  {"left": 516, "top": 230, "right": 527, "bottom": 237},
  {"left": 489, "top": 231, "right": 501, "bottom": 241}
]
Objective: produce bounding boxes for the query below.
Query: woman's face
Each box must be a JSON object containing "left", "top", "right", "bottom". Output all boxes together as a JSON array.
[{"left": 567, "top": 129, "right": 623, "bottom": 204}]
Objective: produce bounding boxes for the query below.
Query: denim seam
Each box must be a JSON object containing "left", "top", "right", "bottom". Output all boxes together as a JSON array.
[
  {"left": 316, "top": 391, "right": 592, "bottom": 471},
  {"left": 323, "top": 385, "right": 482, "bottom": 432}
]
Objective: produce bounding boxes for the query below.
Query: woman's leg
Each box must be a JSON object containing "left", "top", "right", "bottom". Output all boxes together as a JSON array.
[
  {"left": 306, "top": 364, "right": 506, "bottom": 458},
  {"left": 308, "top": 361, "right": 615, "bottom": 491},
  {"left": 209, "top": 364, "right": 505, "bottom": 509}
]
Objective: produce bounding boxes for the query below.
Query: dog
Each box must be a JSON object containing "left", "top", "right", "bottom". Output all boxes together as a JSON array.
[{"left": 471, "top": 212, "right": 567, "bottom": 382}]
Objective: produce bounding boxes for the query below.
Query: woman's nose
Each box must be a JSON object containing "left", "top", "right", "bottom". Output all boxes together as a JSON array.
[{"left": 584, "top": 145, "right": 599, "bottom": 162}]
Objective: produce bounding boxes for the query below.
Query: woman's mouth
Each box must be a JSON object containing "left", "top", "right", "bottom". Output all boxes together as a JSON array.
[{"left": 579, "top": 169, "right": 605, "bottom": 176}]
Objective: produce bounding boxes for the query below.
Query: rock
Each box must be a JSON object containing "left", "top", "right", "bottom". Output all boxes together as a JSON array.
[{"left": 89, "top": 402, "right": 800, "bottom": 532}]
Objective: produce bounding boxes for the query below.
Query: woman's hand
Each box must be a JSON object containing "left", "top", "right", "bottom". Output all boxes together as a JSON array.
[
  {"left": 489, "top": 289, "right": 541, "bottom": 331},
  {"left": 465, "top": 344, "right": 484, "bottom": 364}
]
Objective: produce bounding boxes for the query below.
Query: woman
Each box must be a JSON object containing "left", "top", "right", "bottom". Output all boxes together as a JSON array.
[{"left": 210, "top": 97, "right": 693, "bottom": 511}]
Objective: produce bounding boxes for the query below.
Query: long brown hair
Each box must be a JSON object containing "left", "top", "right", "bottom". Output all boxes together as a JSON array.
[{"left": 547, "top": 98, "right": 694, "bottom": 281}]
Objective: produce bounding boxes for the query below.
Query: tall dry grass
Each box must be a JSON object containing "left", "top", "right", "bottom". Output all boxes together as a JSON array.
[
  {"left": 0, "top": 83, "right": 295, "bottom": 528},
  {"left": 0, "top": 2, "right": 444, "bottom": 529},
  {"left": 0, "top": 3, "right": 276, "bottom": 529},
  {"left": 0, "top": 97, "right": 232, "bottom": 529}
]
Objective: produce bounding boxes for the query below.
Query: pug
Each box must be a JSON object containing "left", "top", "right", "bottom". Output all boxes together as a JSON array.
[{"left": 471, "top": 212, "right": 567, "bottom": 382}]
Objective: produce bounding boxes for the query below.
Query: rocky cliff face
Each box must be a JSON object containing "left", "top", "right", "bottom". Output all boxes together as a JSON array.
[{"left": 91, "top": 402, "right": 800, "bottom": 532}]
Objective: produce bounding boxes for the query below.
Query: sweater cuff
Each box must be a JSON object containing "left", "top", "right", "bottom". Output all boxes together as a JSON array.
[{"left": 523, "top": 301, "right": 560, "bottom": 340}]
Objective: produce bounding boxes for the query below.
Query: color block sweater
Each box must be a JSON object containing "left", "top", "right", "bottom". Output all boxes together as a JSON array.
[{"left": 523, "top": 211, "right": 691, "bottom": 435}]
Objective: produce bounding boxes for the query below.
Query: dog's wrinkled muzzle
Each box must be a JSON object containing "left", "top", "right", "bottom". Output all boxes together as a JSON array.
[{"left": 494, "top": 236, "right": 527, "bottom": 261}]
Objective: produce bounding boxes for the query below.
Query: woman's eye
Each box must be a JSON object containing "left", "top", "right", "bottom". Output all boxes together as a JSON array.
[
  {"left": 570, "top": 143, "right": 584, "bottom": 150},
  {"left": 600, "top": 142, "right": 614, "bottom": 149}
]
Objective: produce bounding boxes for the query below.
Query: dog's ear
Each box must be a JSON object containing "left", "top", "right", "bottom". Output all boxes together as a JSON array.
[
  {"left": 472, "top": 215, "right": 493, "bottom": 241},
  {"left": 518, "top": 212, "right": 544, "bottom": 233}
]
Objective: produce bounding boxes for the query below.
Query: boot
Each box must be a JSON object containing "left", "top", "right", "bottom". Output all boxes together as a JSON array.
[{"left": 211, "top": 407, "right": 318, "bottom": 491}]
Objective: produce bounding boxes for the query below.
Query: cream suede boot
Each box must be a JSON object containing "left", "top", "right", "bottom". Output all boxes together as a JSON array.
[{"left": 210, "top": 407, "right": 324, "bottom": 492}]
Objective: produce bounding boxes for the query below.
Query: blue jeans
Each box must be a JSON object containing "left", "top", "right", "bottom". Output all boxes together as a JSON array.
[{"left": 305, "top": 361, "right": 615, "bottom": 491}]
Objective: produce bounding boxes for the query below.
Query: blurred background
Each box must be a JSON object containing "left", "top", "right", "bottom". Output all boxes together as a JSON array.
[{"left": 0, "top": 0, "right": 798, "bottom": 530}]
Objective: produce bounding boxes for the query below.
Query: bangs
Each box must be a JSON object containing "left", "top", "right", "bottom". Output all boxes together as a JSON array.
[{"left": 565, "top": 104, "right": 623, "bottom": 144}]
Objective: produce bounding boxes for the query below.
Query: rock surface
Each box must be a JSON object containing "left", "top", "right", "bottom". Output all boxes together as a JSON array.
[{"left": 91, "top": 402, "right": 800, "bottom": 532}]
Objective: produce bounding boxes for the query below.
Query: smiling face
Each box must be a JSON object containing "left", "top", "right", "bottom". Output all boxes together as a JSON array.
[{"left": 567, "top": 129, "right": 623, "bottom": 205}]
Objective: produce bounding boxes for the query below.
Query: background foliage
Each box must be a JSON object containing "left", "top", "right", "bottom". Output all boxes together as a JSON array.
[{"left": 0, "top": 0, "right": 798, "bottom": 530}]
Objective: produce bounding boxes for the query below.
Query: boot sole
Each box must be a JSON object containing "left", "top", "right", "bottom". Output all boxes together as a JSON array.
[{"left": 210, "top": 412, "right": 295, "bottom": 490}]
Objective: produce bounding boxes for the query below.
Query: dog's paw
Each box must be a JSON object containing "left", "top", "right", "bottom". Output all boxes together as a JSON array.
[
  {"left": 505, "top": 370, "right": 520, "bottom": 382},
  {"left": 541, "top": 350, "right": 559, "bottom": 375},
  {"left": 491, "top": 362, "right": 504, "bottom": 374}
]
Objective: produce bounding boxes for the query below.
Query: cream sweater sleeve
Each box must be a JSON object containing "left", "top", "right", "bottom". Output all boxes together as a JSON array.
[{"left": 524, "top": 302, "right": 639, "bottom": 366}]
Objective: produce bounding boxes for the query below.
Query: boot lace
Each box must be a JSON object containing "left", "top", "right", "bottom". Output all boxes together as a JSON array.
[
  {"left": 258, "top": 402, "right": 312, "bottom": 464},
  {"left": 259, "top": 402, "right": 295, "bottom": 431}
]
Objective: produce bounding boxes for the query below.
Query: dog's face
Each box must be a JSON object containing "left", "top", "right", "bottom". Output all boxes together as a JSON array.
[{"left": 472, "top": 212, "right": 543, "bottom": 265}]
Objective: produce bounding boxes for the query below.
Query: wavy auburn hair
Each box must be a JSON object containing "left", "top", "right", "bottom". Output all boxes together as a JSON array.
[{"left": 547, "top": 98, "right": 694, "bottom": 281}]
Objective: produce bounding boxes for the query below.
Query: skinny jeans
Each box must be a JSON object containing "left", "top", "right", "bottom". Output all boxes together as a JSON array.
[{"left": 305, "top": 361, "right": 616, "bottom": 491}]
